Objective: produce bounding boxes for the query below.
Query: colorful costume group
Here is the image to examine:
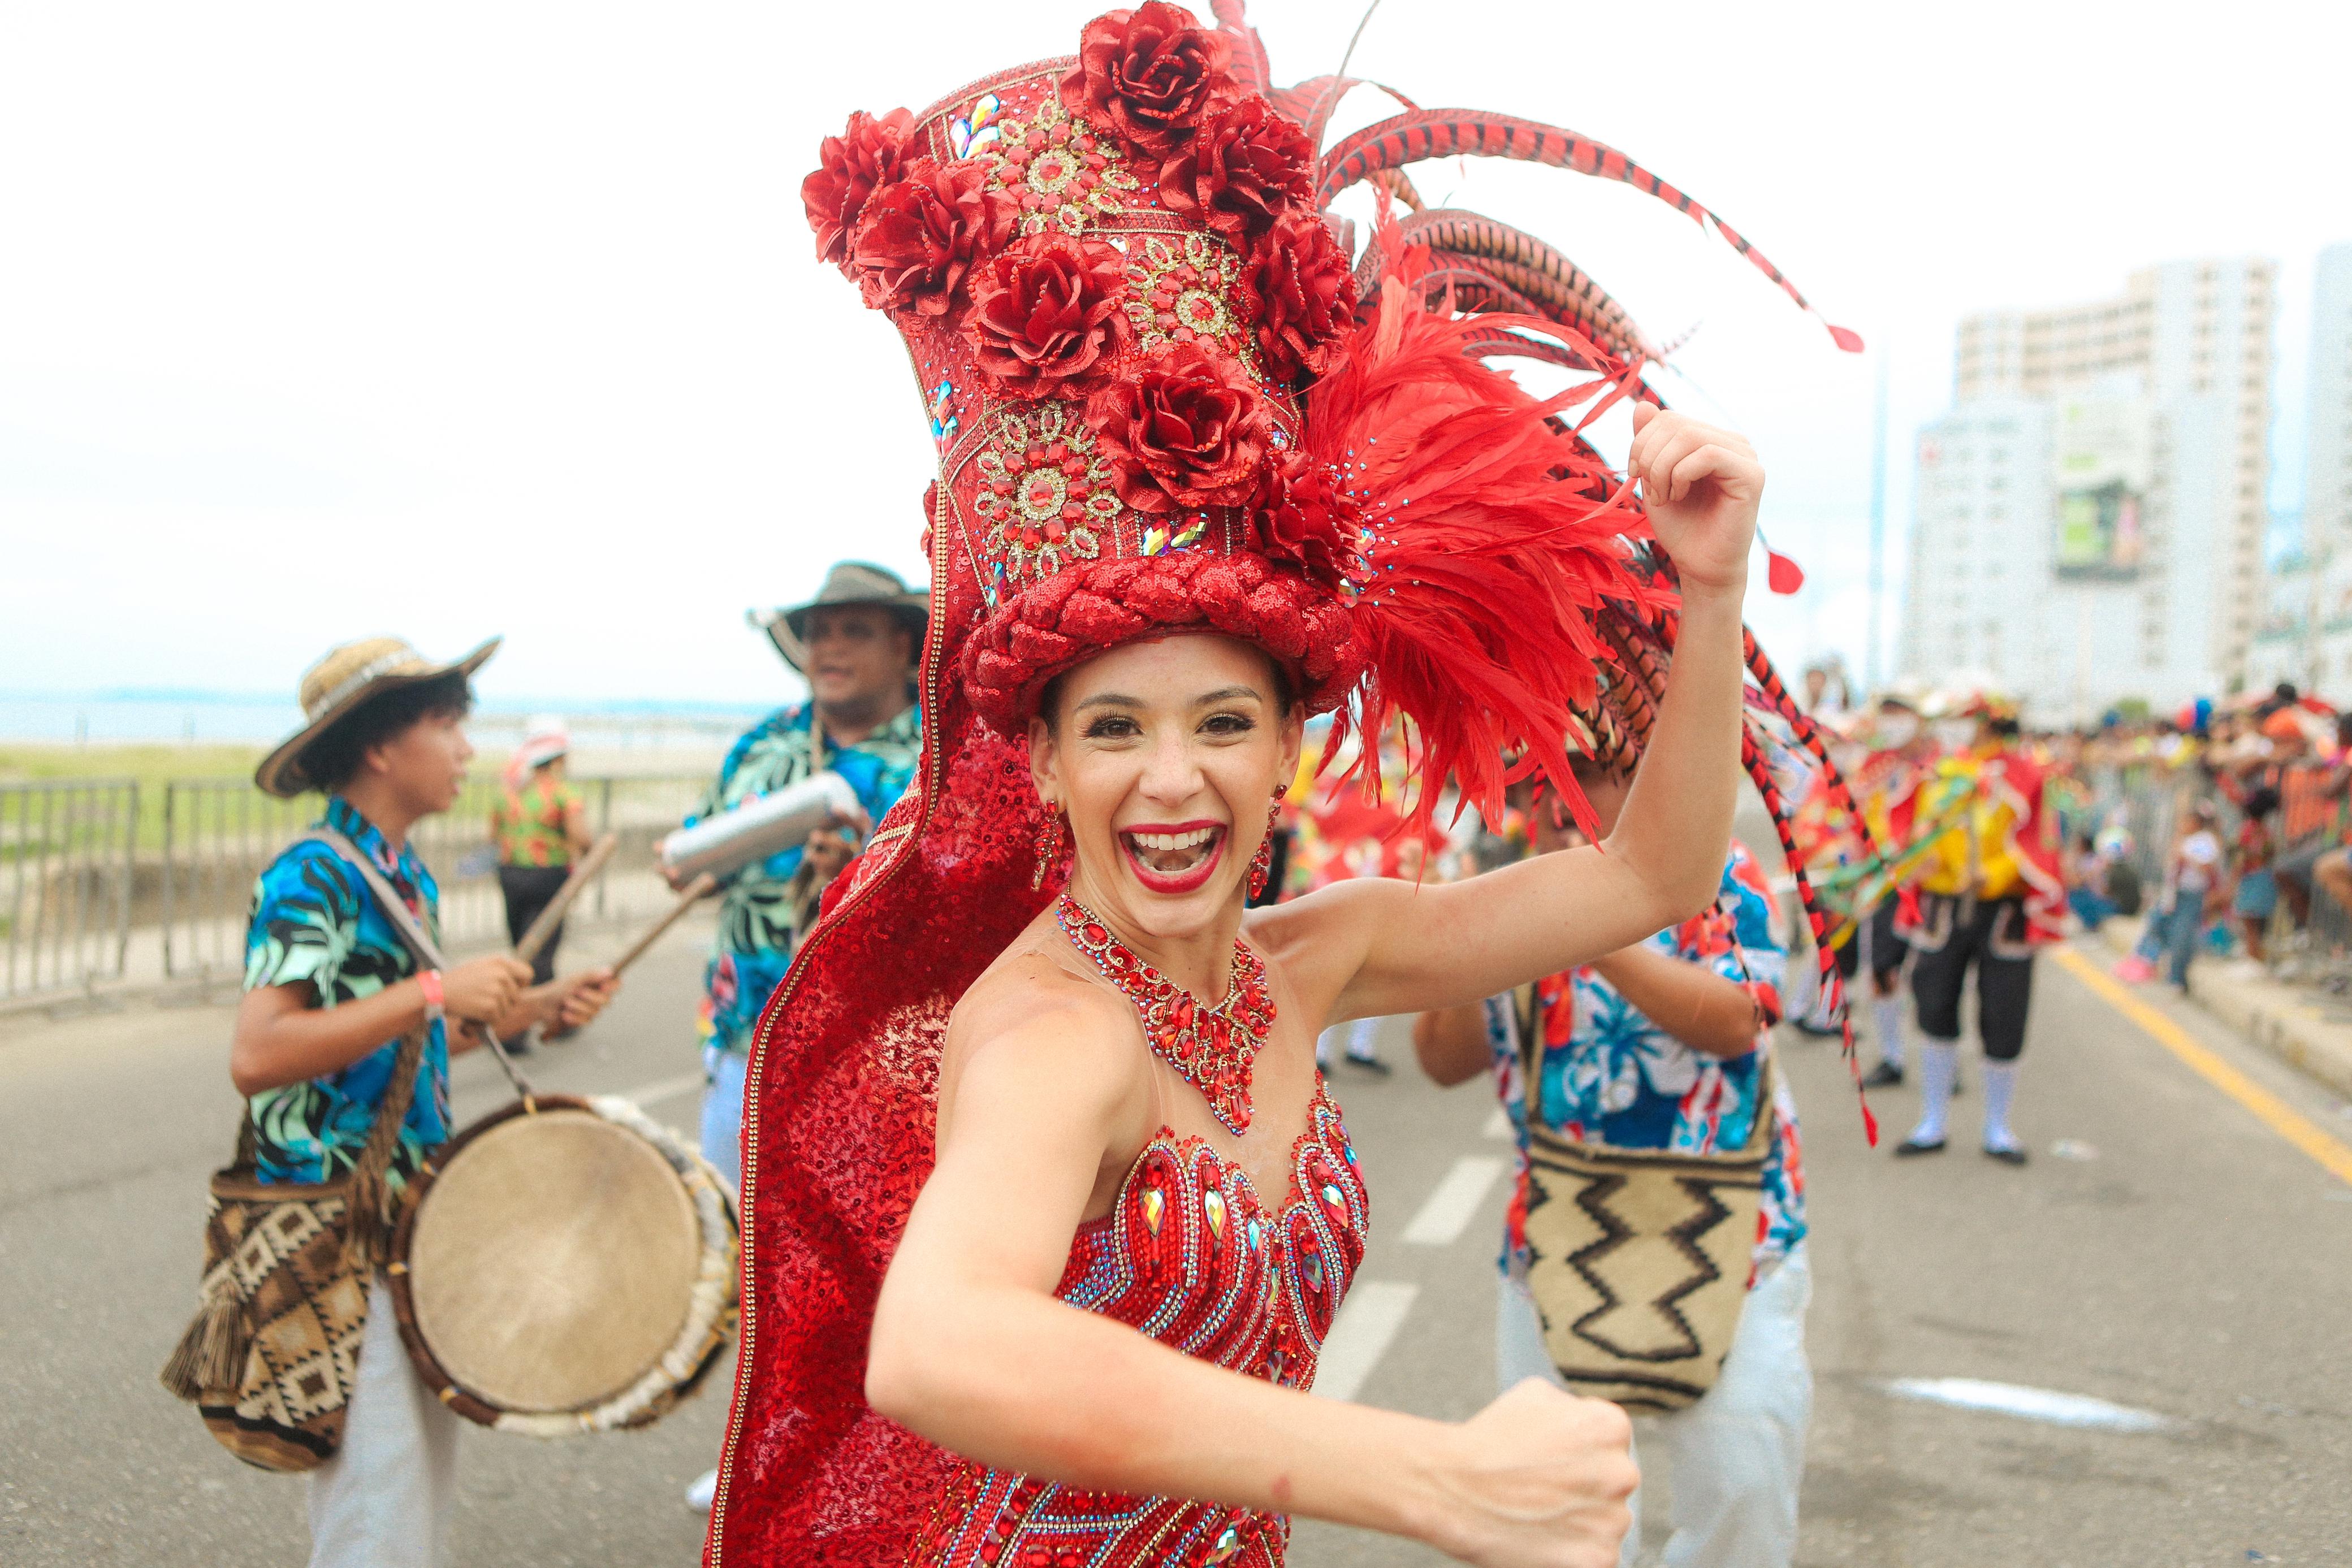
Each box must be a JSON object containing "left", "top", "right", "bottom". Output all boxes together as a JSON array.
[
  {"left": 705, "top": 5, "right": 1860, "bottom": 1562},
  {"left": 1791, "top": 694, "right": 2065, "bottom": 1159}
]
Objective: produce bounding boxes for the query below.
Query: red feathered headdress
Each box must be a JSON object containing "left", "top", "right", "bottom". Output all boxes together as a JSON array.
[{"left": 708, "top": 7, "right": 1858, "bottom": 1563}]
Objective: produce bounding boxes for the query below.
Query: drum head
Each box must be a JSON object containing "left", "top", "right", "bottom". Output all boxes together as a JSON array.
[{"left": 407, "top": 1107, "right": 700, "bottom": 1414}]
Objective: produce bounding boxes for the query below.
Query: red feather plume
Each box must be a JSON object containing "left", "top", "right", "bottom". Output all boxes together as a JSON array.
[{"left": 1306, "top": 220, "right": 1664, "bottom": 841}]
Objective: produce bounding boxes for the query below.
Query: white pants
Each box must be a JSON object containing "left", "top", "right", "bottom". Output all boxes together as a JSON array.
[
  {"left": 307, "top": 1276, "right": 460, "bottom": 1568},
  {"left": 1496, "top": 1245, "right": 1813, "bottom": 1568},
  {"left": 701, "top": 1045, "right": 747, "bottom": 1194}
]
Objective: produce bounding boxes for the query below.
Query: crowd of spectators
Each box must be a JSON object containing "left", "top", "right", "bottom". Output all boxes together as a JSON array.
[{"left": 2051, "top": 685, "right": 2352, "bottom": 990}]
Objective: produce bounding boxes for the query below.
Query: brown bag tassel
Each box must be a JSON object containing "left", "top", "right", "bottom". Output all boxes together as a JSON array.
[
  {"left": 340, "top": 1025, "right": 427, "bottom": 1273},
  {"left": 159, "top": 1265, "right": 250, "bottom": 1402}
]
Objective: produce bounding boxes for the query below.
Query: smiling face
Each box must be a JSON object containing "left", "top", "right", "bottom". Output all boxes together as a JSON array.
[{"left": 1029, "top": 634, "right": 1303, "bottom": 939}]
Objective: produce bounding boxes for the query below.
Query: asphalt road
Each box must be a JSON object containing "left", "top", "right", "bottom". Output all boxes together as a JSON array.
[{"left": 5, "top": 902, "right": 2351, "bottom": 1565}]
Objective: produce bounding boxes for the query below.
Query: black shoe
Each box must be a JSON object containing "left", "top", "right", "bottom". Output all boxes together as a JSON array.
[
  {"left": 1861, "top": 1060, "right": 1905, "bottom": 1089},
  {"left": 1345, "top": 1054, "right": 1393, "bottom": 1077},
  {"left": 1790, "top": 1019, "right": 1844, "bottom": 1038},
  {"left": 1983, "top": 1142, "right": 2029, "bottom": 1166},
  {"left": 1894, "top": 1133, "right": 1947, "bottom": 1156}
]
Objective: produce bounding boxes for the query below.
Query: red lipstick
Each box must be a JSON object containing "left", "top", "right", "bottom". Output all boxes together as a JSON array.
[{"left": 1117, "top": 820, "right": 1228, "bottom": 897}]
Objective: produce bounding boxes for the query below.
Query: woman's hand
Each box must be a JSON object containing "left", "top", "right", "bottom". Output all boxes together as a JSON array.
[
  {"left": 1423, "top": 1380, "right": 1638, "bottom": 1568},
  {"left": 1628, "top": 402, "right": 1762, "bottom": 595}
]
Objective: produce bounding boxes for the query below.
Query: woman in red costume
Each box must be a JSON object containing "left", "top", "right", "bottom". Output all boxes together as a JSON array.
[{"left": 706, "top": 6, "right": 1862, "bottom": 1566}]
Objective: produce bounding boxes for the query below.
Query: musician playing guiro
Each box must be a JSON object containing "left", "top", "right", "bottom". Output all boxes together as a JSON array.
[
  {"left": 676, "top": 561, "right": 927, "bottom": 1512},
  {"left": 675, "top": 560, "right": 929, "bottom": 1189}
]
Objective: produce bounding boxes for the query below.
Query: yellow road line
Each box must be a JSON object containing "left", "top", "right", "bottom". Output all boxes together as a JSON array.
[{"left": 2050, "top": 946, "right": 2352, "bottom": 1187}]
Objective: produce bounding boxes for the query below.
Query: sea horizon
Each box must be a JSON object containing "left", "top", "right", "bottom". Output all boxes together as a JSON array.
[{"left": 1, "top": 687, "right": 779, "bottom": 746}]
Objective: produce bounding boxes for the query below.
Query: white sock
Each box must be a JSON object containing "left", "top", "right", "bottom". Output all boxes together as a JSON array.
[
  {"left": 1873, "top": 994, "right": 1906, "bottom": 1071},
  {"left": 1316, "top": 1024, "right": 1339, "bottom": 1069},
  {"left": 1348, "top": 1015, "right": 1381, "bottom": 1061},
  {"left": 1910, "top": 1040, "right": 1958, "bottom": 1143},
  {"left": 1981, "top": 1060, "right": 2020, "bottom": 1151}
]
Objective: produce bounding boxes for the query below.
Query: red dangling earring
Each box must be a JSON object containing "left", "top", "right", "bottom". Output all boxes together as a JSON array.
[
  {"left": 1032, "top": 803, "right": 1067, "bottom": 891},
  {"left": 1248, "top": 789, "right": 1285, "bottom": 900}
]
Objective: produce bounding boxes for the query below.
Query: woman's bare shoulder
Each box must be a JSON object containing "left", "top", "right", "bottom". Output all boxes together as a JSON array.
[{"left": 945, "top": 927, "right": 1141, "bottom": 1081}]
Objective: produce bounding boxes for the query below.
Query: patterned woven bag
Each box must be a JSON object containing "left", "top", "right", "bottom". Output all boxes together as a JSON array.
[
  {"left": 160, "top": 827, "right": 433, "bottom": 1472},
  {"left": 1510, "top": 985, "right": 1773, "bottom": 1413}
]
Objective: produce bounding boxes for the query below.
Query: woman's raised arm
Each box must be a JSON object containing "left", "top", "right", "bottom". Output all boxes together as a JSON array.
[{"left": 1260, "top": 405, "right": 1762, "bottom": 1024}]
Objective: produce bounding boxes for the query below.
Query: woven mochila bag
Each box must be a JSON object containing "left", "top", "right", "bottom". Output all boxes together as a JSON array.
[
  {"left": 1510, "top": 982, "right": 1775, "bottom": 1413},
  {"left": 159, "top": 829, "right": 436, "bottom": 1471}
]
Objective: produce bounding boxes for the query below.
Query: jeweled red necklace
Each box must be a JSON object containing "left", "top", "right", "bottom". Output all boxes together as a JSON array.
[{"left": 1056, "top": 894, "right": 1274, "bottom": 1136}]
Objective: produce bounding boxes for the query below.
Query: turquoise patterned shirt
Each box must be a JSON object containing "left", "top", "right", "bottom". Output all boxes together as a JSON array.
[
  {"left": 1483, "top": 842, "right": 1807, "bottom": 1269},
  {"left": 688, "top": 699, "right": 922, "bottom": 1055},
  {"left": 242, "top": 796, "right": 451, "bottom": 1185}
]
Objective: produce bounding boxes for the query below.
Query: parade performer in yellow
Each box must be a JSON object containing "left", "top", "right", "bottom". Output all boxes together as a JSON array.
[{"left": 1891, "top": 692, "right": 2064, "bottom": 1163}]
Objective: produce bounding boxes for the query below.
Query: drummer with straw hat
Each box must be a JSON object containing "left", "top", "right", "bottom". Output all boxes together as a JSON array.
[{"left": 236, "top": 635, "right": 620, "bottom": 1565}]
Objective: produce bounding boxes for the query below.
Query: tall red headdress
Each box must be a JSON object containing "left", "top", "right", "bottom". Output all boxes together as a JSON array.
[{"left": 707, "top": 7, "right": 1860, "bottom": 1563}]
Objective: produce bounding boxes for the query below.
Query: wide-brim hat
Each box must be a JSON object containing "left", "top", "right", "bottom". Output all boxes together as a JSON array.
[
  {"left": 255, "top": 636, "right": 500, "bottom": 798},
  {"left": 749, "top": 561, "right": 929, "bottom": 673}
]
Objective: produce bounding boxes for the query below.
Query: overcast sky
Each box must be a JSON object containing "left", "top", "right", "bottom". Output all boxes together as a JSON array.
[{"left": 5, "top": 1, "right": 2349, "bottom": 712}]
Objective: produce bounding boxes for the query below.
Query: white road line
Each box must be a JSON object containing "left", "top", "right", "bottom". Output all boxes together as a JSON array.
[
  {"left": 1312, "top": 1281, "right": 1419, "bottom": 1402},
  {"left": 1880, "top": 1378, "right": 2178, "bottom": 1433},
  {"left": 616, "top": 1071, "right": 707, "bottom": 1108},
  {"left": 1481, "top": 1106, "right": 1512, "bottom": 1141},
  {"left": 1400, "top": 1155, "right": 1506, "bottom": 1246}
]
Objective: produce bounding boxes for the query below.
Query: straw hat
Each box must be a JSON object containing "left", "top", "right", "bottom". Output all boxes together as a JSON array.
[
  {"left": 255, "top": 636, "right": 500, "bottom": 798},
  {"left": 747, "top": 562, "right": 928, "bottom": 673}
]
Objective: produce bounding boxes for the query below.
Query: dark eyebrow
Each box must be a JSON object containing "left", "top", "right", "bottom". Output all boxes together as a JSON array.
[{"left": 1070, "top": 685, "right": 1264, "bottom": 714}]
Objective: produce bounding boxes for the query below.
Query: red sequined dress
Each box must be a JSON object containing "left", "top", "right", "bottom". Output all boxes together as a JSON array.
[{"left": 910, "top": 1085, "right": 1368, "bottom": 1568}]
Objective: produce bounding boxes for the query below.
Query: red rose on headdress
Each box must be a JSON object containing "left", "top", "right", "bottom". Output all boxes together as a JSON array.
[
  {"left": 1158, "top": 98, "right": 1315, "bottom": 247},
  {"left": 850, "top": 159, "right": 1019, "bottom": 323},
  {"left": 1085, "top": 343, "right": 1270, "bottom": 513},
  {"left": 962, "top": 233, "right": 1133, "bottom": 397},
  {"left": 1240, "top": 209, "right": 1358, "bottom": 381},
  {"left": 1060, "top": 2, "right": 1241, "bottom": 159},
  {"left": 1255, "top": 454, "right": 1359, "bottom": 588},
  {"left": 802, "top": 108, "right": 915, "bottom": 272}
]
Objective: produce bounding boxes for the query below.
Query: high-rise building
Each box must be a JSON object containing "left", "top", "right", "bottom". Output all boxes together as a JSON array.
[
  {"left": 2238, "top": 246, "right": 2351, "bottom": 694},
  {"left": 2307, "top": 244, "right": 2352, "bottom": 556},
  {"left": 1901, "top": 258, "right": 2275, "bottom": 720}
]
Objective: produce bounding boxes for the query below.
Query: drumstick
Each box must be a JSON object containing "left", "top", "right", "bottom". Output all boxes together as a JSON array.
[
  {"left": 513, "top": 833, "right": 617, "bottom": 964},
  {"left": 459, "top": 833, "right": 618, "bottom": 1086},
  {"left": 608, "top": 874, "right": 717, "bottom": 978}
]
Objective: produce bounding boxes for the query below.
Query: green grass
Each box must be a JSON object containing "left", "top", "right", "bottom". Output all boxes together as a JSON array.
[{"left": 0, "top": 743, "right": 263, "bottom": 854}]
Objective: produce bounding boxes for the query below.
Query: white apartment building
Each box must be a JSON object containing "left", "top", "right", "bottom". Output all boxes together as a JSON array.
[
  {"left": 1901, "top": 258, "right": 2275, "bottom": 721},
  {"left": 2306, "top": 244, "right": 2352, "bottom": 562},
  {"left": 2247, "top": 244, "right": 2352, "bottom": 692}
]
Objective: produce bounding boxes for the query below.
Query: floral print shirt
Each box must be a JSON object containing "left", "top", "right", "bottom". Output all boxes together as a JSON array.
[
  {"left": 689, "top": 699, "right": 922, "bottom": 1055},
  {"left": 1484, "top": 841, "right": 1807, "bottom": 1270},
  {"left": 242, "top": 796, "right": 450, "bottom": 1186}
]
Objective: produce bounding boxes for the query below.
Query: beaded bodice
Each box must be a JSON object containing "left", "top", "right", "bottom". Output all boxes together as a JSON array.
[{"left": 913, "top": 1086, "right": 1368, "bottom": 1568}]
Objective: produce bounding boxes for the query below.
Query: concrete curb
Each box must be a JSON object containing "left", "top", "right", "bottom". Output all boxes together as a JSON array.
[{"left": 2091, "top": 917, "right": 2352, "bottom": 1102}]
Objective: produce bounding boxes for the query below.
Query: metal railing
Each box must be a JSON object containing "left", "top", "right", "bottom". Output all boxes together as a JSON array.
[
  {"left": 0, "top": 773, "right": 712, "bottom": 1004},
  {"left": 158, "top": 774, "right": 710, "bottom": 985},
  {"left": 1, "top": 779, "right": 140, "bottom": 1002}
]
